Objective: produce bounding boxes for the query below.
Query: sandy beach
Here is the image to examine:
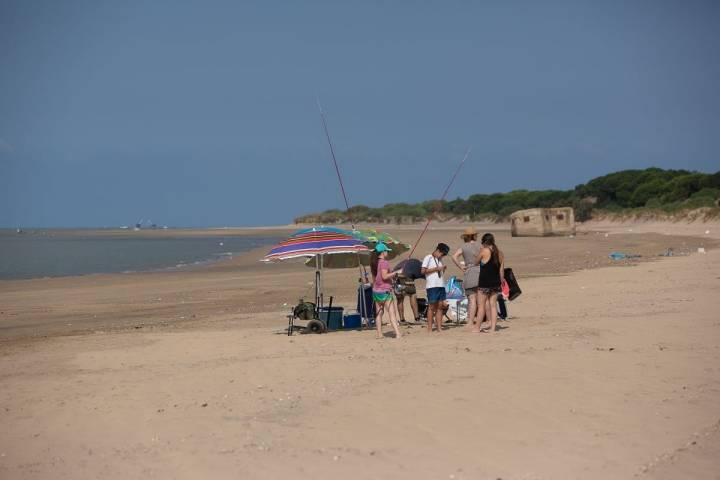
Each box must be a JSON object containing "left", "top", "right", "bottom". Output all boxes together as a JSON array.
[{"left": 1, "top": 221, "right": 719, "bottom": 479}]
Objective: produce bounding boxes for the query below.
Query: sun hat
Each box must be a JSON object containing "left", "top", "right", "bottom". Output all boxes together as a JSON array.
[
  {"left": 436, "top": 243, "right": 450, "bottom": 255},
  {"left": 375, "top": 242, "right": 392, "bottom": 253},
  {"left": 460, "top": 227, "right": 478, "bottom": 238}
]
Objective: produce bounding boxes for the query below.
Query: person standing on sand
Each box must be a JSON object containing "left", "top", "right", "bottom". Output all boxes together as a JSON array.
[
  {"left": 422, "top": 243, "right": 450, "bottom": 333},
  {"left": 371, "top": 243, "right": 403, "bottom": 339},
  {"left": 394, "top": 274, "right": 419, "bottom": 324},
  {"left": 474, "top": 233, "right": 504, "bottom": 334},
  {"left": 451, "top": 227, "right": 482, "bottom": 330}
]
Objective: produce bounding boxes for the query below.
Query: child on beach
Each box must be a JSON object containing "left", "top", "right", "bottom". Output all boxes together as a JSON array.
[
  {"left": 474, "top": 233, "right": 505, "bottom": 334},
  {"left": 371, "top": 243, "right": 403, "bottom": 339},
  {"left": 421, "top": 243, "right": 450, "bottom": 333}
]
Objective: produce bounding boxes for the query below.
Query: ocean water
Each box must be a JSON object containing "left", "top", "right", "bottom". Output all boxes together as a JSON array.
[{"left": 0, "top": 230, "right": 283, "bottom": 280}]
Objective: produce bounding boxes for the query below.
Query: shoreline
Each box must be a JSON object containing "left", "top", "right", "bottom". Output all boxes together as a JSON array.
[
  {"left": 1, "top": 221, "right": 717, "bottom": 343},
  {"left": 2, "top": 219, "right": 717, "bottom": 284}
]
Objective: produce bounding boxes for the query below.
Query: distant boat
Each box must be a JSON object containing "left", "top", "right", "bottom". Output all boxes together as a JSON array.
[
  {"left": 16, "top": 228, "right": 24, "bottom": 234},
  {"left": 131, "top": 218, "right": 166, "bottom": 230}
]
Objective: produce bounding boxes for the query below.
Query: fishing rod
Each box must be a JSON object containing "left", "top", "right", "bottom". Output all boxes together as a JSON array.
[
  {"left": 316, "top": 97, "right": 356, "bottom": 230},
  {"left": 406, "top": 147, "right": 472, "bottom": 259},
  {"left": 316, "top": 98, "right": 377, "bottom": 322}
]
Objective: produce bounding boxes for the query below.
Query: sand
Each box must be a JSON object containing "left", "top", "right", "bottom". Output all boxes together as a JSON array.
[{"left": 1, "top": 221, "right": 719, "bottom": 479}]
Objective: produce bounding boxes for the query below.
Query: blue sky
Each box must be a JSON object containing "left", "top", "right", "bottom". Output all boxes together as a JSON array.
[{"left": 1, "top": 0, "right": 718, "bottom": 227}]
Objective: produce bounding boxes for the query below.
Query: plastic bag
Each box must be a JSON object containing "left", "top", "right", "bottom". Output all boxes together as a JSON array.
[{"left": 445, "top": 276, "right": 464, "bottom": 300}]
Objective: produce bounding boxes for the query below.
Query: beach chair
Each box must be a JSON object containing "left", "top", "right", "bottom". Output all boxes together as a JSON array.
[
  {"left": 357, "top": 283, "right": 375, "bottom": 328},
  {"left": 416, "top": 298, "right": 452, "bottom": 323}
]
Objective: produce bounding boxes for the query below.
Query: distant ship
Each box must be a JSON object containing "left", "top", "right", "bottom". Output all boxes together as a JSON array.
[{"left": 132, "top": 219, "right": 164, "bottom": 230}]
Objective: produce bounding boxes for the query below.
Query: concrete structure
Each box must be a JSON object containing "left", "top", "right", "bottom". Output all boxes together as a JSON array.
[{"left": 510, "top": 207, "right": 576, "bottom": 237}]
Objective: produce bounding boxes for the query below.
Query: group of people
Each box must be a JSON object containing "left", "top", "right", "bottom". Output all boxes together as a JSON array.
[{"left": 370, "top": 228, "right": 505, "bottom": 339}]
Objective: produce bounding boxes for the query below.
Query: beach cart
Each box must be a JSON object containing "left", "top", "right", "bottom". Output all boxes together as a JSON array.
[{"left": 263, "top": 227, "right": 371, "bottom": 335}]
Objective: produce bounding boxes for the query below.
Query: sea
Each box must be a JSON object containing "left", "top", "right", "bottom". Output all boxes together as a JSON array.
[{"left": 0, "top": 229, "right": 283, "bottom": 280}]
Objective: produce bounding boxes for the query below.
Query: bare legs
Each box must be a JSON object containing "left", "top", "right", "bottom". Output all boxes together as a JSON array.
[
  {"left": 409, "top": 294, "right": 419, "bottom": 322},
  {"left": 487, "top": 292, "right": 498, "bottom": 333},
  {"left": 396, "top": 294, "right": 419, "bottom": 323},
  {"left": 476, "top": 291, "right": 498, "bottom": 333},
  {"left": 467, "top": 292, "right": 478, "bottom": 332},
  {"left": 426, "top": 302, "right": 443, "bottom": 333},
  {"left": 374, "top": 298, "right": 402, "bottom": 339},
  {"left": 473, "top": 291, "right": 486, "bottom": 333},
  {"left": 396, "top": 295, "right": 405, "bottom": 322},
  {"left": 387, "top": 297, "right": 402, "bottom": 338},
  {"left": 374, "top": 301, "right": 385, "bottom": 338}
]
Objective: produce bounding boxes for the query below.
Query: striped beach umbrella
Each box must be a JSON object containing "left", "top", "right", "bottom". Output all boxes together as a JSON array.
[
  {"left": 262, "top": 227, "right": 369, "bottom": 262},
  {"left": 294, "top": 227, "right": 410, "bottom": 268},
  {"left": 262, "top": 227, "right": 370, "bottom": 309}
]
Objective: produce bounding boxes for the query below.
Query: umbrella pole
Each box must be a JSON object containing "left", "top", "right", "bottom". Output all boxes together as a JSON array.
[
  {"left": 319, "top": 253, "right": 324, "bottom": 309},
  {"left": 315, "top": 255, "right": 321, "bottom": 315},
  {"left": 359, "top": 279, "right": 369, "bottom": 328}
]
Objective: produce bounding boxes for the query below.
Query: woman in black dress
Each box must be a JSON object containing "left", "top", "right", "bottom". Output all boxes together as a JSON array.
[{"left": 474, "top": 233, "right": 505, "bottom": 333}]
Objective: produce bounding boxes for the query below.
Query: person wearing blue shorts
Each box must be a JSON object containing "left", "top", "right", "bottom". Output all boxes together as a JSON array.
[{"left": 421, "top": 242, "right": 449, "bottom": 333}]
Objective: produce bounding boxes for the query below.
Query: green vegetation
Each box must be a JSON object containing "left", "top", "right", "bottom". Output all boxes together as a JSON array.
[{"left": 295, "top": 168, "right": 720, "bottom": 224}]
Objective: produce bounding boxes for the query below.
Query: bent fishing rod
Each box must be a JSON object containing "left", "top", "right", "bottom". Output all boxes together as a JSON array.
[
  {"left": 316, "top": 97, "right": 356, "bottom": 230},
  {"left": 406, "top": 146, "right": 472, "bottom": 259},
  {"left": 316, "top": 98, "right": 371, "bottom": 287}
]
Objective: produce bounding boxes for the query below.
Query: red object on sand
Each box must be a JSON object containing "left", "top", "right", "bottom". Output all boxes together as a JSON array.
[{"left": 501, "top": 279, "right": 510, "bottom": 299}]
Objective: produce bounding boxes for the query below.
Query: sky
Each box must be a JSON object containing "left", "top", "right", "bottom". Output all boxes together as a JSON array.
[{"left": 1, "top": 0, "right": 718, "bottom": 227}]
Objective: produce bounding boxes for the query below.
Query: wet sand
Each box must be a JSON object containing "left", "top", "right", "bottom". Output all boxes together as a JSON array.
[{"left": 0, "top": 221, "right": 719, "bottom": 479}]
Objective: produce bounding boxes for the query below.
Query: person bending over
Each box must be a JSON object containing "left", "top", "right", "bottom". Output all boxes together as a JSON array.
[{"left": 394, "top": 274, "right": 419, "bottom": 323}]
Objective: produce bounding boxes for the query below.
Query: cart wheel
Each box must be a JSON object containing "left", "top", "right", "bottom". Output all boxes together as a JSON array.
[{"left": 304, "top": 319, "right": 326, "bottom": 334}]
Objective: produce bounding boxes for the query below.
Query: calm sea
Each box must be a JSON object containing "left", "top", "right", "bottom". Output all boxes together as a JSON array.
[{"left": 0, "top": 230, "right": 283, "bottom": 280}]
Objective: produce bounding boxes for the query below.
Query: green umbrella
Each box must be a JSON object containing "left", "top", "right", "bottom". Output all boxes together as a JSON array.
[
  {"left": 350, "top": 229, "right": 410, "bottom": 261},
  {"left": 304, "top": 228, "right": 410, "bottom": 268}
]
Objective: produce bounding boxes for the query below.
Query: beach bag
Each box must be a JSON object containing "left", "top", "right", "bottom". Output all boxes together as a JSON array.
[
  {"left": 293, "top": 300, "right": 317, "bottom": 320},
  {"left": 503, "top": 267, "right": 522, "bottom": 301},
  {"left": 445, "top": 276, "right": 464, "bottom": 300},
  {"left": 463, "top": 264, "right": 481, "bottom": 290}
]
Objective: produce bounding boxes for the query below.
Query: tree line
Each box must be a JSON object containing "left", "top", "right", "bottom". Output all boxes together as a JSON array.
[{"left": 295, "top": 168, "right": 720, "bottom": 224}]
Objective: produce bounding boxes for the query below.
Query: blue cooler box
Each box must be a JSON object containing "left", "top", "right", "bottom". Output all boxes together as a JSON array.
[
  {"left": 343, "top": 313, "right": 362, "bottom": 329},
  {"left": 319, "top": 307, "right": 344, "bottom": 330}
]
